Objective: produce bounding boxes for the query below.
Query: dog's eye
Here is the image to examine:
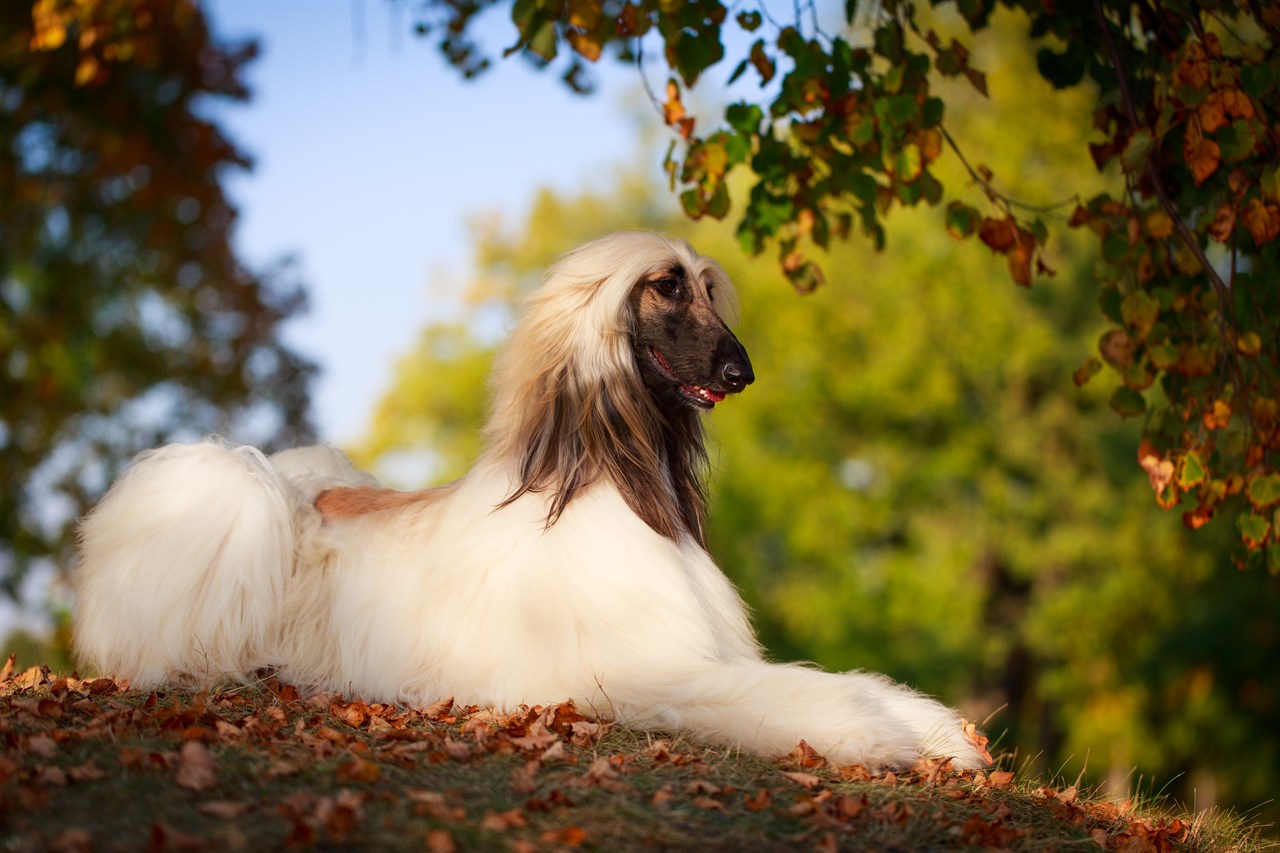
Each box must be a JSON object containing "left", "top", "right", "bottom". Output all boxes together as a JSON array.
[{"left": 652, "top": 278, "right": 681, "bottom": 298}]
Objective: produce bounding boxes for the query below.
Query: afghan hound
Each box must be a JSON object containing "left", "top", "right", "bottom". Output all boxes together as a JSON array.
[{"left": 74, "top": 232, "right": 989, "bottom": 770}]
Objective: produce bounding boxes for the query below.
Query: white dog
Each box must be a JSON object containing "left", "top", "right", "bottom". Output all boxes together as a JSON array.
[{"left": 75, "top": 232, "right": 988, "bottom": 770}]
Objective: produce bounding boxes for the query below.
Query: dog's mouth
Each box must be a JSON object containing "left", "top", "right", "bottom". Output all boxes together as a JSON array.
[{"left": 646, "top": 347, "right": 728, "bottom": 410}]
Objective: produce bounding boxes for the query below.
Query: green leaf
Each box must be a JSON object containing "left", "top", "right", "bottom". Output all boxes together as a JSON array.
[
  {"left": 679, "top": 188, "right": 704, "bottom": 219},
  {"left": 1036, "top": 45, "right": 1085, "bottom": 89},
  {"left": 725, "top": 102, "right": 763, "bottom": 135},
  {"left": 1240, "top": 61, "right": 1275, "bottom": 97},
  {"left": 1121, "top": 291, "right": 1160, "bottom": 340},
  {"left": 945, "top": 201, "right": 980, "bottom": 239},
  {"left": 891, "top": 143, "right": 923, "bottom": 183},
  {"left": 875, "top": 95, "right": 918, "bottom": 127},
  {"left": 922, "top": 97, "right": 945, "bottom": 127},
  {"left": 1110, "top": 386, "right": 1146, "bottom": 418},
  {"left": 1122, "top": 129, "right": 1155, "bottom": 173},
  {"left": 1102, "top": 231, "right": 1130, "bottom": 262},
  {"left": 1238, "top": 512, "right": 1271, "bottom": 548},
  {"left": 1178, "top": 451, "right": 1206, "bottom": 489},
  {"left": 873, "top": 22, "right": 903, "bottom": 62},
  {"left": 527, "top": 19, "right": 558, "bottom": 61},
  {"left": 1246, "top": 472, "right": 1280, "bottom": 509},
  {"left": 1217, "top": 120, "right": 1259, "bottom": 162},
  {"left": 671, "top": 31, "right": 724, "bottom": 87}
]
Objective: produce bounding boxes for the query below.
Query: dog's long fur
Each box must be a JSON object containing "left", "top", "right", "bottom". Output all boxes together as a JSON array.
[{"left": 74, "top": 232, "right": 988, "bottom": 770}]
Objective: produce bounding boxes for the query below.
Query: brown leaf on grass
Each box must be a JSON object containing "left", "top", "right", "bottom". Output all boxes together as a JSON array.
[
  {"left": 315, "top": 790, "right": 367, "bottom": 837},
  {"left": 425, "top": 828, "right": 457, "bottom": 853},
  {"left": 176, "top": 741, "right": 216, "bottom": 791},
  {"left": 149, "top": 821, "right": 212, "bottom": 851},
  {"left": 581, "top": 755, "right": 622, "bottom": 789},
  {"left": 334, "top": 757, "right": 380, "bottom": 783},
  {"left": 25, "top": 733, "right": 58, "bottom": 758},
  {"left": 47, "top": 828, "right": 93, "bottom": 853},
  {"left": 197, "top": 800, "right": 253, "bottom": 819},
  {"left": 330, "top": 700, "right": 368, "bottom": 728},
  {"left": 481, "top": 808, "right": 528, "bottom": 831},
  {"left": 988, "top": 769, "right": 1015, "bottom": 789},
  {"left": 651, "top": 785, "right": 674, "bottom": 806},
  {"left": 685, "top": 780, "right": 722, "bottom": 796},
  {"left": 691, "top": 796, "right": 724, "bottom": 811},
  {"left": 510, "top": 760, "right": 540, "bottom": 794},
  {"left": 784, "top": 739, "right": 827, "bottom": 769},
  {"left": 37, "top": 766, "right": 69, "bottom": 786},
  {"left": 67, "top": 760, "right": 107, "bottom": 783},
  {"left": 540, "top": 826, "right": 587, "bottom": 846},
  {"left": 743, "top": 787, "right": 774, "bottom": 811},
  {"left": 831, "top": 793, "right": 867, "bottom": 820},
  {"left": 423, "top": 696, "right": 455, "bottom": 720},
  {"left": 0, "top": 652, "right": 15, "bottom": 681},
  {"left": 780, "top": 770, "right": 822, "bottom": 789}
]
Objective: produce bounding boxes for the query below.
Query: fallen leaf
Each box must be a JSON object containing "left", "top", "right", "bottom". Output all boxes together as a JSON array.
[
  {"left": 988, "top": 770, "right": 1015, "bottom": 789},
  {"left": 540, "top": 826, "right": 587, "bottom": 846},
  {"left": 176, "top": 741, "right": 217, "bottom": 791},
  {"left": 48, "top": 829, "right": 93, "bottom": 853},
  {"left": 25, "top": 733, "right": 58, "bottom": 758},
  {"left": 780, "top": 770, "right": 822, "bottom": 789},
  {"left": 149, "top": 821, "right": 211, "bottom": 852},
  {"left": 481, "top": 808, "right": 528, "bottom": 831},
  {"left": 425, "top": 828, "right": 457, "bottom": 853},
  {"left": 424, "top": 696, "right": 455, "bottom": 720},
  {"left": 334, "top": 757, "right": 380, "bottom": 783},
  {"left": 67, "top": 761, "right": 107, "bottom": 783},
  {"left": 198, "top": 800, "right": 253, "bottom": 819}
]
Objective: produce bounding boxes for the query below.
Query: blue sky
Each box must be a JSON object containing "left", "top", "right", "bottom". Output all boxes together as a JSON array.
[{"left": 207, "top": 0, "right": 651, "bottom": 444}]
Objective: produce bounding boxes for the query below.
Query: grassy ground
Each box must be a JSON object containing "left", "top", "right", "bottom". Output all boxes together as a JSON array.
[{"left": 0, "top": 657, "right": 1266, "bottom": 852}]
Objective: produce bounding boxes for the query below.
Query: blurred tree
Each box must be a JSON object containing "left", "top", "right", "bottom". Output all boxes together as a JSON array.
[
  {"left": 415, "top": 0, "right": 1280, "bottom": 568},
  {"left": 358, "top": 13, "right": 1279, "bottom": 820},
  {"left": 1, "top": 0, "right": 315, "bottom": 596}
]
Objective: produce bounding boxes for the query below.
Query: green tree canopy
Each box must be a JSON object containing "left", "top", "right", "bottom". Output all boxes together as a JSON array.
[
  {"left": 414, "top": 0, "right": 1280, "bottom": 568},
  {"left": 1, "top": 0, "right": 314, "bottom": 594}
]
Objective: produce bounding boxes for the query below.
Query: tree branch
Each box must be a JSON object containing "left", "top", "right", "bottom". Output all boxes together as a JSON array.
[{"left": 1091, "top": 0, "right": 1233, "bottom": 314}]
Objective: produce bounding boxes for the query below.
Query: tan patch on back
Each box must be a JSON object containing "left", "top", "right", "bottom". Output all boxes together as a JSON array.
[{"left": 314, "top": 485, "right": 454, "bottom": 521}]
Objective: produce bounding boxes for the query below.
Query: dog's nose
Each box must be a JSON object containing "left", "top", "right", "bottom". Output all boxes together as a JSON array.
[{"left": 722, "top": 358, "right": 754, "bottom": 391}]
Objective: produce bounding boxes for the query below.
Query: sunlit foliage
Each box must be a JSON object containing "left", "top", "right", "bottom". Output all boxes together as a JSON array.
[
  {"left": 417, "top": 0, "right": 1280, "bottom": 567},
  {"left": 1, "top": 0, "right": 314, "bottom": 593}
]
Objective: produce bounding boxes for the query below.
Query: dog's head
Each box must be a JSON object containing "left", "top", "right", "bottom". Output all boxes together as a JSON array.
[
  {"left": 629, "top": 260, "right": 754, "bottom": 411},
  {"left": 487, "top": 231, "right": 753, "bottom": 544}
]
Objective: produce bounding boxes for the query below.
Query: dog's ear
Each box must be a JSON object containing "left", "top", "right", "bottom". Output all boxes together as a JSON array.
[{"left": 484, "top": 233, "right": 713, "bottom": 544}]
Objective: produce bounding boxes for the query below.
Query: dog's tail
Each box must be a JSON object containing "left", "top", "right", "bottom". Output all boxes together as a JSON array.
[{"left": 74, "top": 440, "right": 305, "bottom": 687}]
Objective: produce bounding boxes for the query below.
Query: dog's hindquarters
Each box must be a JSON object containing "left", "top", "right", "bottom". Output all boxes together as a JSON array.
[{"left": 74, "top": 441, "right": 300, "bottom": 686}]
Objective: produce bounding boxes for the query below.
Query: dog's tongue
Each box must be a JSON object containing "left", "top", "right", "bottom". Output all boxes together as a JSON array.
[{"left": 684, "top": 384, "right": 726, "bottom": 404}]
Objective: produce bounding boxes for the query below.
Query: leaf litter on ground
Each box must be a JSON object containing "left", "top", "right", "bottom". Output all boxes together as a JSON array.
[{"left": 0, "top": 654, "right": 1268, "bottom": 852}]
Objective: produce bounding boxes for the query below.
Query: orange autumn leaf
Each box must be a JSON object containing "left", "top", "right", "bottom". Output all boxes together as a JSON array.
[
  {"left": 1144, "top": 210, "right": 1175, "bottom": 239},
  {"left": 1222, "top": 87, "right": 1255, "bottom": 119},
  {"left": 663, "top": 79, "right": 695, "bottom": 139},
  {"left": 1197, "top": 91, "right": 1227, "bottom": 133},
  {"left": 1184, "top": 127, "right": 1221, "bottom": 186},
  {"left": 1242, "top": 198, "right": 1280, "bottom": 246},
  {"left": 978, "top": 216, "right": 1017, "bottom": 252}
]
